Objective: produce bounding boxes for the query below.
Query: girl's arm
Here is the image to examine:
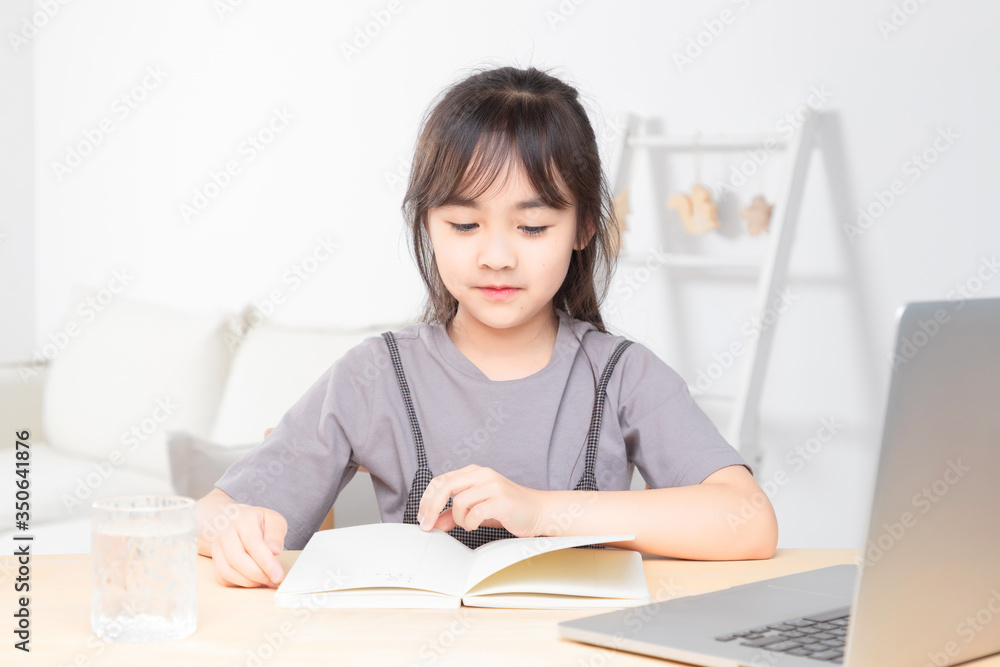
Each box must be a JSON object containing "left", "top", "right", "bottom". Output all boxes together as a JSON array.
[
  {"left": 417, "top": 463, "right": 777, "bottom": 560},
  {"left": 536, "top": 464, "right": 778, "bottom": 560}
]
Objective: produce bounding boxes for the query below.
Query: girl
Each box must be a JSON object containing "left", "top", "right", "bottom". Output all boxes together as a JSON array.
[{"left": 196, "top": 65, "right": 778, "bottom": 589}]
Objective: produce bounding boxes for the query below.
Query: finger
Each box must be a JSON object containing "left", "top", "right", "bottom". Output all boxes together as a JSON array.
[
  {"left": 222, "top": 522, "right": 274, "bottom": 587},
  {"left": 447, "top": 486, "right": 493, "bottom": 530},
  {"left": 432, "top": 507, "right": 502, "bottom": 533},
  {"left": 418, "top": 471, "right": 454, "bottom": 527},
  {"left": 211, "top": 537, "right": 264, "bottom": 588},
  {"left": 261, "top": 509, "right": 287, "bottom": 553},
  {"left": 418, "top": 469, "right": 481, "bottom": 529},
  {"left": 430, "top": 507, "right": 456, "bottom": 532},
  {"left": 418, "top": 472, "right": 451, "bottom": 529},
  {"left": 236, "top": 512, "right": 285, "bottom": 585},
  {"left": 458, "top": 496, "right": 503, "bottom": 532},
  {"left": 242, "top": 513, "right": 286, "bottom": 584}
]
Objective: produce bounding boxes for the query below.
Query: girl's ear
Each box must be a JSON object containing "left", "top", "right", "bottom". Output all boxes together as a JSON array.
[{"left": 573, "top": 217, "right": 597, "bottom": 251}]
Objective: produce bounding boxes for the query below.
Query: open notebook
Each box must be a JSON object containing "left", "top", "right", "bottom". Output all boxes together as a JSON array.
[{"left": 274, "top": 523, "right": 651, "bottom": 610}]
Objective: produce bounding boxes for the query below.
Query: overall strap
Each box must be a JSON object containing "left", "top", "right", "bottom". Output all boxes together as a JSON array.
[
  {"left": 382, "top": 331, "right": 434, "bottom": 526},
  {"left": 573, "top": 338, "right": 634, "bottom": 492},
  {"left": 381, "top": 331, "right": 428, "bottom": 470},
  {"left": 383, "top": 332, "right": 518, "bottom": 546}
]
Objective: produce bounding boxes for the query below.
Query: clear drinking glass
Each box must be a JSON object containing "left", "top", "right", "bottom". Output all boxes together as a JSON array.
[{"left": 91, "top": 495, "right": 198, "bottom": 642}]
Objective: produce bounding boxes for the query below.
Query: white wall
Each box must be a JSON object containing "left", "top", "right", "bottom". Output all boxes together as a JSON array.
[
  {"left": 0, "top": 0, "right": 34, "bottom": 361},
  {"left": 8, "top": 0, "right": 999, "bottom": 547}
]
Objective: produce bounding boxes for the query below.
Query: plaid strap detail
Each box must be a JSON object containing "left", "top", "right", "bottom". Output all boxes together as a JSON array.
[
  {"left": 569, "top": 338, "right": 633, "bottom": 549},
  {"left": 572, "top": 339, "right": 634, "bottom": 492}
]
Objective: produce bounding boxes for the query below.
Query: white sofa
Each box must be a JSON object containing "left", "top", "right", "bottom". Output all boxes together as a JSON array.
[{"left": 0, "top": 287, "right": 409, "bottom": 554}]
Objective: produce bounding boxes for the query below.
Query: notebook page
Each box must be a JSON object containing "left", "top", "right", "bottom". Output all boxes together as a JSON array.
[
  {"left": 462, "top": 533, "right": 634, "bottom": 593},
  {"left": 277, "top": 523, "right": 473, "bottom": 598},
  {"left": 463, "top": 548, "right": 649, "bottom": 601}
]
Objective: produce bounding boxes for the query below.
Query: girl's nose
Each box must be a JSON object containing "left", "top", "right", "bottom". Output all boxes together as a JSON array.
[{"left": 477, "top": 228, "right": 517, "bottom": 270}]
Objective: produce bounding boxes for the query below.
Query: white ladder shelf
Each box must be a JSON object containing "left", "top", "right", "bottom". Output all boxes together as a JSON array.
[{"left": 607, "top": 113, "right": 822, "bottom": 468}]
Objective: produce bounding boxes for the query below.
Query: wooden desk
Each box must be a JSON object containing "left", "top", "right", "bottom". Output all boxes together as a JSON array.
[{"left": 4, "top": 549, "right": 999, "bottom": 666}]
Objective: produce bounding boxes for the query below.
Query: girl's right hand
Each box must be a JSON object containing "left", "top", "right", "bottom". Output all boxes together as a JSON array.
[{"left": 197, "top": 489, "right": 288, "bottom": 588}]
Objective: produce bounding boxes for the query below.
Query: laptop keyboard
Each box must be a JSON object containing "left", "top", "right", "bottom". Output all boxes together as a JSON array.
[{"left": 714, "top": 606, "right": 850, "bottom": 663}]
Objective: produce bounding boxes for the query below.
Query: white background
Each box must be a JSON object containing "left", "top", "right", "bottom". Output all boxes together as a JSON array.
[{"left": 2, "top": 0, "right": 997, "bottom": 548}]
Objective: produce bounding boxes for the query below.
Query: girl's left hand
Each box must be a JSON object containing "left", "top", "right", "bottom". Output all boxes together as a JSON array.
[{"left": 417, "top": 465, "right": 546, "bottom": 537}]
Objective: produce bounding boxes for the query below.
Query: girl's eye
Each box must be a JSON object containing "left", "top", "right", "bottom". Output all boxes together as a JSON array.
[{"left": 446, "top": 222, "right": 547, "bottom": 237}]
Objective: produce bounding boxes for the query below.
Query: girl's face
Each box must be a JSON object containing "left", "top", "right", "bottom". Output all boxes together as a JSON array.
[{"left": 426, "top": 160, "right": 587, "bottom": 334}]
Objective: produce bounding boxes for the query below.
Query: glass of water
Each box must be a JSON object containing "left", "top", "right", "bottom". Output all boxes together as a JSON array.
[{"left": 91, "top": 495, "right": 197, "bottom": 642}]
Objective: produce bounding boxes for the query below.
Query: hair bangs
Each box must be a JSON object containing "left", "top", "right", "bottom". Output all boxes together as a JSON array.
[{"left": 429, "top": 112, "right": 574, "bottom": 214}]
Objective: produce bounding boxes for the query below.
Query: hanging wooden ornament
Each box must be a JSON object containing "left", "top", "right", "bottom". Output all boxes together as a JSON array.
[
  {"left": 740, "top": 196, "right": 773, "bottom": 235},
  {"left": 667, "top": 130, "right": 720, "bottom": 235},
  {"left": 740, "top": 147, "right": 772, "bottom": 235},
  {"left": 668, "top": 184, "right": 721, "bottom": 235}
]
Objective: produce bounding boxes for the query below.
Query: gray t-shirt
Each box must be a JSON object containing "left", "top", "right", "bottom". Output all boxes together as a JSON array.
[{"left": 215, "top": 308, "right": 750, "bottom": 549}]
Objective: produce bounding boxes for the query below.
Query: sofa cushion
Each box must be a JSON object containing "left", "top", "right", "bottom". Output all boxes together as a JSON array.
[
  {"left": 0, "top": 439, "right": 175, "bottom": 529},
  {"left": 0, "top": 361, "right": 46, "bottom": 443},
  {"left": 209, "top": 315, "right": 408, "bottom": 444},
  {"left": 167, "top": 430, "right": 258, "bottom": 500},
  {"left": 43, "top": 287, "right": 236, "bottom": 479}
]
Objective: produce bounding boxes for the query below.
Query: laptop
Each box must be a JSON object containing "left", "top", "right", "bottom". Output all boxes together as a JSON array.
[{"left": 559, "top": 296, "right": 1000, "bottom": 666}]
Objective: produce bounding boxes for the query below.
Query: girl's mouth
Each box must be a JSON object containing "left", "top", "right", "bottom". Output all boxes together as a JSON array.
[{"left": 479, "top": 287, "right": 519, "bottom": 301}]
